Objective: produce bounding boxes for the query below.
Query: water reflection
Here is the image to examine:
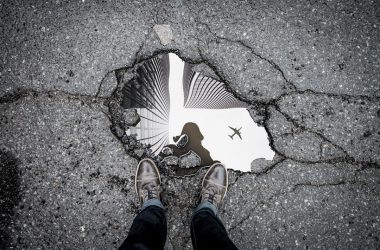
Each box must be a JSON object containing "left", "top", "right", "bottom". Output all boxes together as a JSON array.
[
  {"left": 120, "top": 53, "right": 275, "bottom": 171},
  {"left": 167, "top": 122, "right": 214, "bottom": 166},
  {"left": 120, "top": 54, "right": 170, "bottom": 154}
]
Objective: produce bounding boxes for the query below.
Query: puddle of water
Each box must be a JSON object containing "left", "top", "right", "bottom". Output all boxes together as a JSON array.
[
  {"left": 168, "top": 54, "right": 274, "bottom": 171},
  {"left": 123, "top": 54, "right": 170, "bottom": 154},
  {"left": 123, "top": 53, "right": 274, "bottom": 172}
]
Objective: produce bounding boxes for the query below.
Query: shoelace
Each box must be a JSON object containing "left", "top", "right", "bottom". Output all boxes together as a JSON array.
[
  {"left": 207, "top": 193, "right": 215, "bottom": 204},
  {"left": 203, "top": 183, "right": 220, "bottom": 205},
  {"left": 141, "top": 186, "right": 159, "bottom": 201}
]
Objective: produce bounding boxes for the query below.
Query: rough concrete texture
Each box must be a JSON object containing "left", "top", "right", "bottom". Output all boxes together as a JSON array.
[
  {"left": 250, "top": 158, "right": 272, "bottom": 174},
  {"left": 277, "top": 93, "right": 380, "bottom": 163},
  {"left": 179, "top": 150, "right": 201, "bottom": 169},
  {"left": 162, "top": 156, "right": 179, "bottom": 166},
  {"left": 1, "top": 0, "right": 379, "bottom": 249},
  {"left": 0, "top": 93, "right": 137, "bottom": 248},
  {"left": 190, "top": 62, "right": 221, "bottom": 81}
]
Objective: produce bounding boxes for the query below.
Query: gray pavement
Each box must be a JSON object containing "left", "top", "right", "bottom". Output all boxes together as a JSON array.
[{"left": 1, "top": 0, "right": 379, "bottom": 249}]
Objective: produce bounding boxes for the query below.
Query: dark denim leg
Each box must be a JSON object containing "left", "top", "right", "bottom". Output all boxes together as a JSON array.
[
  {"left": 190, "top": 207, "right": 237, "bottom": 250},
  {"left": 119, "top": 205, "right": 167, "bottom": 250}
]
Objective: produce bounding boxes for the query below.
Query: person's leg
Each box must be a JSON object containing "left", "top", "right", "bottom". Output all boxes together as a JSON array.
[
  {"left": 190, "top": 163, "right": 237, "bottom": 250},
  {"left": 119, "top": 201, "right": 166, "bottom": 250},
  {"left": 119, "top": 159, "right": 167, "bottom": 250}
]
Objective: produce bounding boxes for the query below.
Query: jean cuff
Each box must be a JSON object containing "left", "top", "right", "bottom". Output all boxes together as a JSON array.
[
  {"left": 140, "top": 198, "right": 165, "bottom": 212},
  {"left": 193, "top": 201, "right": 217, "bottom": 216}
]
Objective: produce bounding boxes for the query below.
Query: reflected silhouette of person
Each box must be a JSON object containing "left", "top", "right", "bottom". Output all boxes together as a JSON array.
[{"left": 169, "top": 122, "right": 214, "bottom": 166}]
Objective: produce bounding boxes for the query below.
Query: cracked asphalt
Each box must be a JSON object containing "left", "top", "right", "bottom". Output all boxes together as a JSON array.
[{"left": 1, "top": 0, "right": 379, "bottom": 249}]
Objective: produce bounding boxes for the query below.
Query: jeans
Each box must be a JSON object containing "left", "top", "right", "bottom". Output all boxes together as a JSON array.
[{"left": 119, "top": 199, "right": 237, "bottom": 250}]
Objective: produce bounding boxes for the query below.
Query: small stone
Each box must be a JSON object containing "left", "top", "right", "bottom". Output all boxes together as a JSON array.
[
  {"left": 153, "top": 155, "right": 162, "bottom": 162},
  {"left": 121, "top": 135, "right": 129, "bottom": 144},
  {"left": 175, "top": 134, "right": 188, "bottom": 148},
  {"left": 179, "top": 150, "right": 201, "bottom": 169},
  {"left": 144, "top": 148, "right": 153, "bottom": 158},
  {"left": 109, "top": 101, "right": 126, "bottom": 130},
  {"left": 123, "top": 109, "right": 140, "bottom": 126},
  {"left": 153, "top": 24, "right": 174, "bottom": 45},
  {"left": 110, "top": 124, "right": 124, "bottom": 138},
  {"left": 162, "top": 156, "right": 179, "bottom": 166},
  {"left": 128, "top": 135, "right": 137, "bottom": 149},
  {"left": 134, "top": 148, "right": 145, "bottom": 158},
  {"left": 161, "top": 146, "right": 173, "bottom": 156}
]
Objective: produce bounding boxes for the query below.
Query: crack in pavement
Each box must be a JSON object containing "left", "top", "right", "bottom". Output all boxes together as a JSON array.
[
  {"left": 197, "top": 21, "right": 298, "bottom": 93},
  {"left": 227, "top": 158, "right": 286, "bottom": 191},
  {"left": 2, "top": 59, "right": 374, "bottom": 175},
  {"left": 1, "top": 2, "right": 379, "bottom": 248},
  {"left": 270, "top": 104, "right": 356, "bottom": 162},
  {"left": 226, "top": 156, "right": 380, "bottom": 234},
  {"left": 197, "top": 22, "right": 380, "bottom": 101},
  {"left": 106, "top": 48, "right": 375, "bottom": 175},
  {"left": 259, "top": 104, "right": 351, "bottom": 165},
  {"left": 0, "top": 88, "right": 110, "bottom": 105},
  {"left": 3, "top": 27, "right": 375, "bottom": 178},
  {"left": 227, "top": 178, "right": 360, "bottom": 233},
  {"left": 285, "top": 89, "right": 380, "bottom": 102},
  {"left": 273, "top": 97, "right": 379, "bottom": 165},
  {"left": 34, "top": 99, "right": 54, "bottom": 136},
  {"left": 95, "top": 70, "right": 117, "bottom": 98}
]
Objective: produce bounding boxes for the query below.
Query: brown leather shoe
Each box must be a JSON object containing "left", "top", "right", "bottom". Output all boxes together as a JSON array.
[
  {"left": 135, "top": 158, "right": 161, "bottom": 204},
  {"left": 201, "top": 162, "right": 228, "bottom": 207}
]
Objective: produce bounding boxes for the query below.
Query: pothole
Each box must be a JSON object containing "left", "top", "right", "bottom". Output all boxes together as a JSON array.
[{"left": 109, "top": 52, "right": 275, "bottom": 175}]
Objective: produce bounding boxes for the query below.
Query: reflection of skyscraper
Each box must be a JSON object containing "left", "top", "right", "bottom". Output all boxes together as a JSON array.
[
  {"left": 182, "top": 63, "right": 247, "bottom": 109},
  {"left": 121, "top": 54, "right": 170, "bottom": 154},
  {"left": 119, "top": 54, "right": 248, "bottom": 155}
]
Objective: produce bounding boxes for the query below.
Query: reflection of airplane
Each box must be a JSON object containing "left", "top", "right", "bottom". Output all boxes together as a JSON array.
[{"left": 228, "top": 126, "right": 242, "bottom": 140}]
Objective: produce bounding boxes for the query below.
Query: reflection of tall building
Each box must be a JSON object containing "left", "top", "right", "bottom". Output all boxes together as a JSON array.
[
  {"left": 119, "top": 55, "right": 248, "bottom": 155},
  {"left": 121, "top": 54, "right": 170, "bottom": 154},
  {"left": 182, "top": 63, "right": 248, "bottom": 109}
]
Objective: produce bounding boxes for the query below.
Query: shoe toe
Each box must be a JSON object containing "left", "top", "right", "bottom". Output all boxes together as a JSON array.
[{"left": 209, "top": 164, "right": 227, "bottom": 185}]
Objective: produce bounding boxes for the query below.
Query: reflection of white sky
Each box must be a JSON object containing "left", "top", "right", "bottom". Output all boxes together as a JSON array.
[{"left": 168, "top": 53, "right": 274, "bottom": 171}]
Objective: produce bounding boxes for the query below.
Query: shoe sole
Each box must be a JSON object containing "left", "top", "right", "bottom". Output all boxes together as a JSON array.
[
  {"left": 134, "top": 158, "right": 161, "bottom": 197},
  {"left": 201, "top": 162, "right": 228, "bottom": 200}
]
